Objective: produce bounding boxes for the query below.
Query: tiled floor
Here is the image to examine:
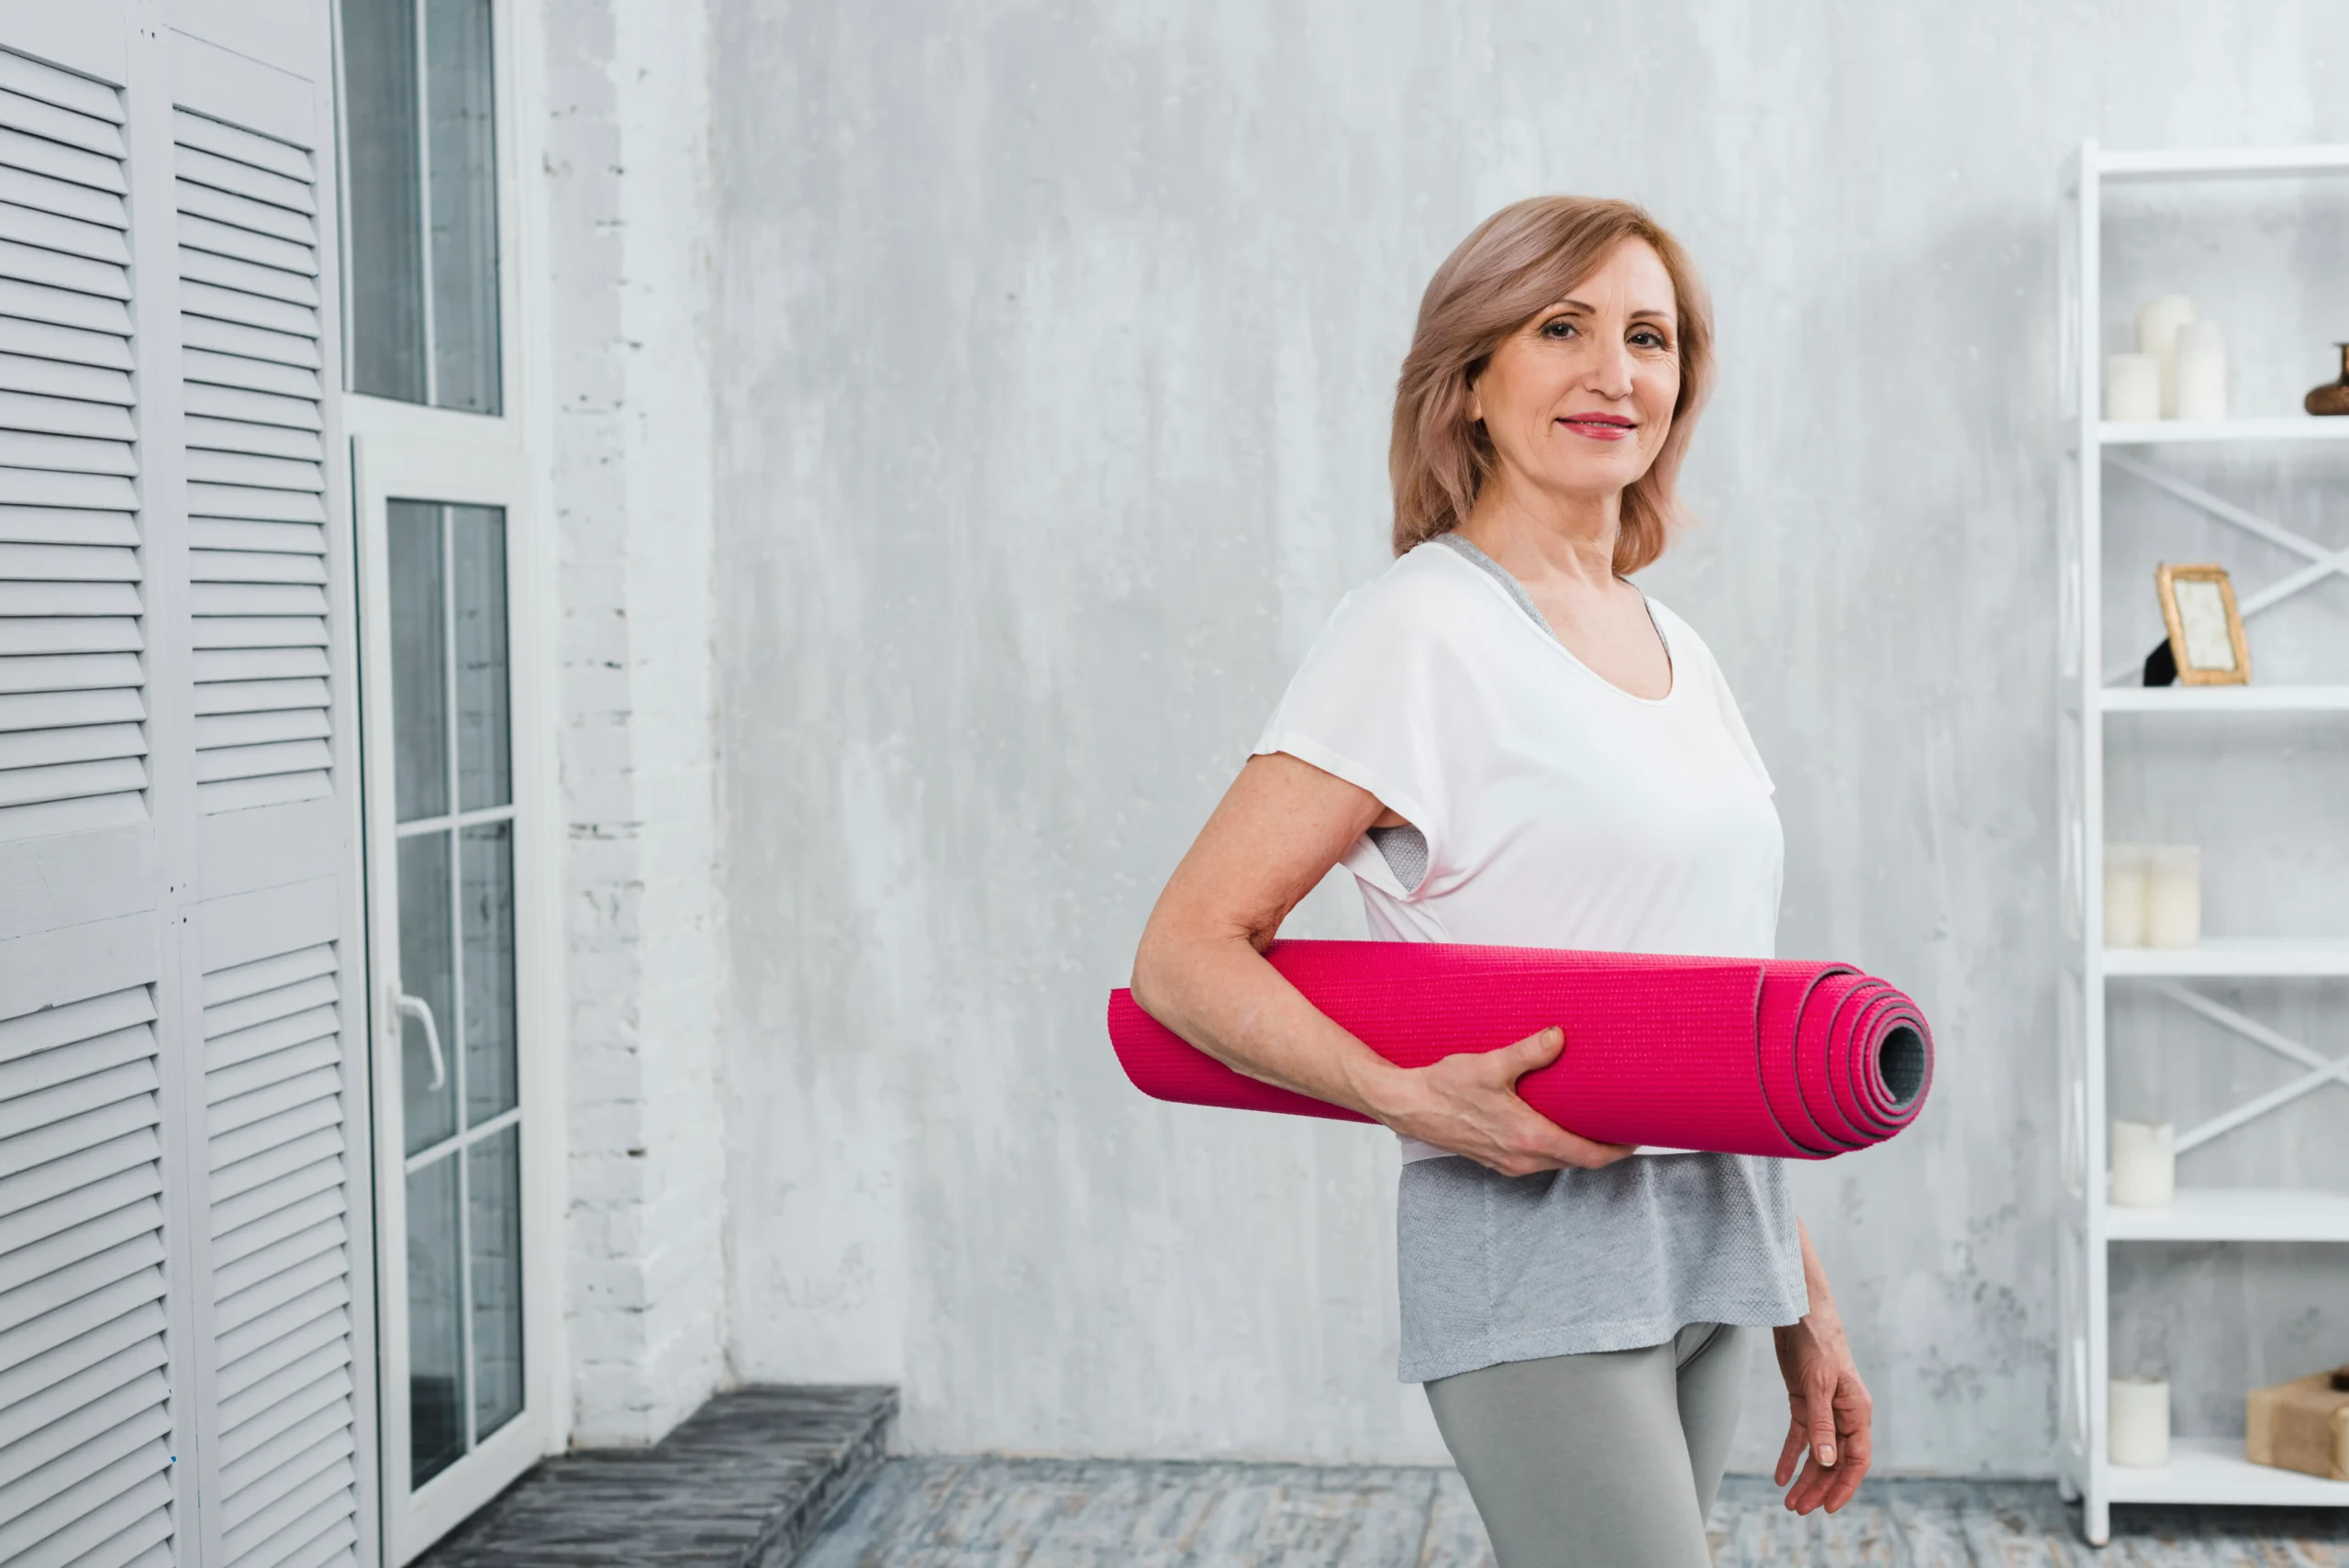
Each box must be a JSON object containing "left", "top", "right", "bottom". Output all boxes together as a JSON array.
[{"left": 802, "top": 1458, "right": 2349, "bottom": 1567}]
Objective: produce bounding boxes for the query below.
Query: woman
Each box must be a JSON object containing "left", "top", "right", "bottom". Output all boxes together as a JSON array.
[{"left": 1129, "top": 197, "right": 1872, "bottom": 1567}]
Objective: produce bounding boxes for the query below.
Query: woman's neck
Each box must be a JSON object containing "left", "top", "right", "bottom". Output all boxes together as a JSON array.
[{"left": 1455, "top": 470, "right": 1622, "bottom": 592}]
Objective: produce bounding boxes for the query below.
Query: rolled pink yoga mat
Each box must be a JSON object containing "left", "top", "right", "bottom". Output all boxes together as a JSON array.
[{"left": 1108, "top": 941, "right": 1932, "bottom": 1160}]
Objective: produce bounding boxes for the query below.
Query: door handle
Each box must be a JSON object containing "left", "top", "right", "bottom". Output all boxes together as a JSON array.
[{"left": 393, "top": 990, "right": 447, "bottom": 1090}]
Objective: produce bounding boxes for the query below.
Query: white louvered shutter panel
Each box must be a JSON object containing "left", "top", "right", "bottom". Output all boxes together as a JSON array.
[
  {"left": 0, "top": 26, "right": 182, "bottom": 1568},
  {"left": 175, "top": 111, "right": 329, "bottom": 815},
  {"left": 0, "top": 49, "right": 146, "bottom": 837},
  {"left": 200, "top": 885, "right": 357, "bottom": 1568},
  {"left": 1, "top": 11, "right": 362, "bottom": 1568},
  {"left": 166, "top": 30, "right": 365, "bottom": 1568},
  {"left": 0, "top": 977, "right": 176, "bottom": 1568}
]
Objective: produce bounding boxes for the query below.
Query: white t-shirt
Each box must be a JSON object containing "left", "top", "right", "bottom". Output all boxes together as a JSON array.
[{"left": 1252, "top": 538, "right": 1786, "bottom": 1159}]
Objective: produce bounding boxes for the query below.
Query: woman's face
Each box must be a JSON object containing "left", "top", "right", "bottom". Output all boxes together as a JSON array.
[{"left": 1469, "top": 239, "right": 1681, "bottom": 509}]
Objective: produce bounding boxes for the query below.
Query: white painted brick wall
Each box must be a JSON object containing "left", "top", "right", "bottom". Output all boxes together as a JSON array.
[{"left": 541, "top": 0, "right": 729, "bottom": 1449}]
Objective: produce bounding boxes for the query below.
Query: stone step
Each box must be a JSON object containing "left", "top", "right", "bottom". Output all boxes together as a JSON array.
[{"left": 417, "top": 1385, "right": 897, "bottom": 1568}]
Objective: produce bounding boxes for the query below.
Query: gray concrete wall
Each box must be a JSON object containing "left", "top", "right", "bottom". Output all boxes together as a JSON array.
[{"left": 703, "top": 0, "right": 2349, "bottom": 1469}]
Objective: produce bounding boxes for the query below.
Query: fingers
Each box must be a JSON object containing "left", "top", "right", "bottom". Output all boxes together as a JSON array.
[
  {"left": 1495, "top": 1025, "right": 1565, "bottom": 1074},
  {"left": 1823, "top": 1392, "right": 1875, "bottom": 1511},
  {"left": 1555, "top": 1132, "right": 1640, "bottom": 1170},
  {"left": 1782, "top": 1379, "right": 1875, "bottom": 1515},
  {"left": 1410, "top": 1029, "right": 1639, "bottom": 1175},
  {"left": 1806, "top": 1369, "right": 1839, "bottom": 1468},
  {"left": 1485, "top": 1120, "right": 1635, "bottom": 1177},
  {"left": 1784, "top": 1451, "right": 1834, "bottom": 1515},
  {"left": 1487, "top": 1029, "right": 1636, "bottom": 1172},
  {"left": 1773, "top": 1418, "right": 1806, "bottom": 1487},
  {"left": 1823, "top": 1445, "right": 1870, "bottom": 1511},
  {"left": 1777, "top": 1383, "right": 1831, "bottom": 1514},
  {"left": 1785, "top": 1372, "right": 1840, "bottom": 1514},
  {"left": 1782, "top": 1407, "right": 1833, "bottom": 1511}
]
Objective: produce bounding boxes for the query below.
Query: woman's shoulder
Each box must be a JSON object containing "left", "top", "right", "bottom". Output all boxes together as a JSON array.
[
  {"left": 1321, "top": 539, "right": 1510, "bottom": 639},
  {"left": 1277, "top": 542, "right": 1509, "bottom": 701}
]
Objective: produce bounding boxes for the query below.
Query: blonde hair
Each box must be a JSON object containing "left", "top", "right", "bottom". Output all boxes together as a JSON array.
[{"left": 1388, "top": 197, "right": 1714, "bottom": 573}]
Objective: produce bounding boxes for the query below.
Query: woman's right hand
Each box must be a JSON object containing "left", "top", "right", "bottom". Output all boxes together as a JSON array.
[{"left": 1363, "top": 1026, "right": 1637, "bottom": 1177}]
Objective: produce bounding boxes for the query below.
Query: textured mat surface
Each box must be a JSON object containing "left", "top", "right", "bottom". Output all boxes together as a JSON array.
[{"left": 1110, "top": 940, "right": 1933, "bottom": 1159}]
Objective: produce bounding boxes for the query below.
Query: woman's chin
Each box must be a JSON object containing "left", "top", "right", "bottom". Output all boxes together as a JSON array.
[{"left": 1534, "top": 460, "right": 1650, "bottom": 499}]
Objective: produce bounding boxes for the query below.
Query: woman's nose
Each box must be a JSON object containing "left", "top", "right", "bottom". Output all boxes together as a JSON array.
[{"left": 1586, "top": 335, "right": 1636, "bottom": 399}]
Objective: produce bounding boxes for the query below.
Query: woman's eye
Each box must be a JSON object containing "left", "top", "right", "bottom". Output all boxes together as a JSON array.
[
  {"left": 1541, "top": 318, "right": 1576, "bottom": 339},
  {"left": 1631, "top": 328, "right": 1667, "bottom": 349}
]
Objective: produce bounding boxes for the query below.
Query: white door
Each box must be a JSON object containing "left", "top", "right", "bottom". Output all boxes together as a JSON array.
[
  {"left": 336, "top": 0, "right": 550, "bottom": 1558},
  {"left": 353, "top": 440, "right": 547, "bottom": 1563}
]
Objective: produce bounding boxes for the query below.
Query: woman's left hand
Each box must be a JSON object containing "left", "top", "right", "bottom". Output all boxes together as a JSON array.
[{"left": 1771, "top": 1223, "right": 1872, "bottom": 1514}]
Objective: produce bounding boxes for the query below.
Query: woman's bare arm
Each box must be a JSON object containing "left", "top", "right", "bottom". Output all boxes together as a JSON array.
[{"left": 1130, "top": 751, "right": 1632, "bottom": 1176}]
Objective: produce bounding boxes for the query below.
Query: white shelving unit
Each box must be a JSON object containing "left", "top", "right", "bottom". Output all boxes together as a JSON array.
[
  {"left": 2099, "top": 685, "right": 2349, "bottom": 713},
  {"left": 2099, "top": 940, "right": 2349, "bottom": 979},
  {"left": 2106, "top": 1440, "right": 2349, "bottom": 1507},
  {"left": 2058, "top": 140, "right": 2349, "bottom": 1545},
  {"left": 2098, "top": 417, "right": 2349, "bottom": 445},
  {"left": 2102, "top": 1190, "right": 2349, "bottom": 1245}
]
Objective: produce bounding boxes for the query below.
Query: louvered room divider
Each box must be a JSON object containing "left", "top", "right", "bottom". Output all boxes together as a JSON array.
[{"left": 0, "top": 8, "right": 368, "bottom": 1568}]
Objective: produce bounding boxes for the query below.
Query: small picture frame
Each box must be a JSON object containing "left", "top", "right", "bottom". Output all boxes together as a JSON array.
[{"left": 2155, "top": 563, "right": 2251, "bottom": 686}]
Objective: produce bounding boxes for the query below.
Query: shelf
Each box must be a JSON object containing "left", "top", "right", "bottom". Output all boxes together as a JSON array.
[
  {"left": 2106, "top": 1188, "right": 2349, "bottom": 1242},
  {"left": 2106, "top": 1438, "right": 2349, "bottom": 1507},
  {"left": 2103, "top": 940, "right": 2349, "bottom": 978},
  {"left": 2098, "top": 417, "right": 2349, "bottom": 445},
  {"left": 2100, "top": 685, "right": 2349, "bottom": 713},
  {"left": 2095, "top": 144, "right": 2349, "bottom": 183},
  {"left": 2064, "top": 141, "right": 2349, "bottom": 1530}
]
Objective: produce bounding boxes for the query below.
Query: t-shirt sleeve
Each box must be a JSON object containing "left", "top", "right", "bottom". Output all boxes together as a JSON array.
[{"left": 1252, "top": 583, "right": 1453, "bottom": 897}]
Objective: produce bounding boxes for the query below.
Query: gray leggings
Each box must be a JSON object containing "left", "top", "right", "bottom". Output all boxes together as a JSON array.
[{"left": 1424, "top": 1322, "right": 1756, "bottom": 1568}]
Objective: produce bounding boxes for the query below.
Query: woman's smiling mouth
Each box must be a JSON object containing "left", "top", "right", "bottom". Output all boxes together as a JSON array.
[{"left": 1557, "top": 412, "right": 1636, "bottom": 441}]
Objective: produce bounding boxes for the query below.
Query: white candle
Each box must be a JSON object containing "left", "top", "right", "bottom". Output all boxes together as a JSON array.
[
  {"left": 2146, "top": 845, "right": 2201, "bottom": 949},
  {"left": 2111, "top": 1119, "right": 2176, "bottom": 1207},
  {"left": 2103, "top": 843, "right": 2149, "bottom": 947},
  {"left": 2106, "top": 354, "right": 2160, "bottom": 421},
  {"left": 2110, "top": 1375, "right": 2172, "bottom": 1468},
  {"left": 2175, "top": 321, "right": 2227, "bottom": 422},
  {"left": 2135, "top": 295, "right": 2199, "bottom": 417}
]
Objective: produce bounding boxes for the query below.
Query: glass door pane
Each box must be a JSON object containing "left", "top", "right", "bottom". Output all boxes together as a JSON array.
[
  {"left": 461, "top": 821, "right": 517, "bottom": 1122},
  {"left": 397, "top": 830, "right": 456, "bottom": 1153},
  {"left": 406, "top": 1157, "right": 465, "bottom": 1484},
  {"left": 343, "top": 0, "right": 426, "bottom": 402},
  {"left": 425, "top": 0, "right": 500, "bottom": 413},
  {"left": 345, "top": 0, "right": 502, "bottom": 412},
  {"left": 384, "top": 500, "right": 523, "bottom": 1491},
  {"left": 467, "top": 1126, "right": 525, "bottom": 1437}
]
